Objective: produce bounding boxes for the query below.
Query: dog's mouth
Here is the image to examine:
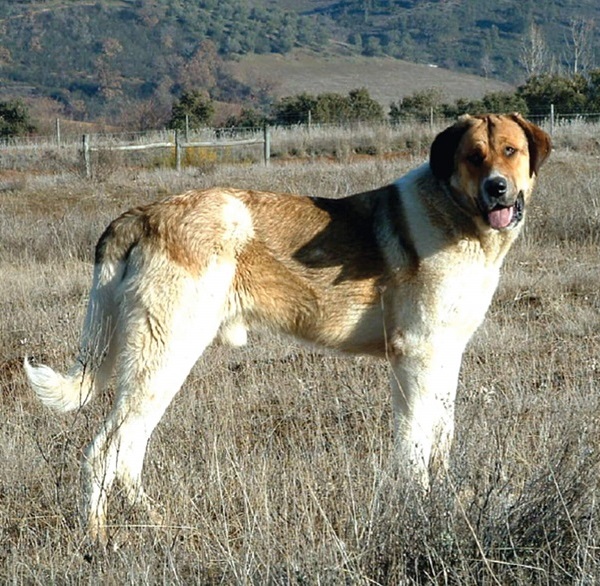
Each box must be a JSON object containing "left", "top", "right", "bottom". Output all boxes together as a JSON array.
[{"left": 484, "top": 191, "right": 524, "bottom": 230}]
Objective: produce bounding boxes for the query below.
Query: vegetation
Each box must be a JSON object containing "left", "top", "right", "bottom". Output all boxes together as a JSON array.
[
  {"left": 0, "top": 123, "right": 599, "bottom": 582},
  {"left": 317, "top": 1, "right": 600, "bottom": 79},
  {"left": 224, "top": 108, "right": 268, "bottom": 130},
  {"left": 0, "top": 1, "right": 599, "bottom": 124},
  {"left": 168, "top": 90, "right": 215, "bottom": 131},
  {"left": 228, "top": 71, "right": 600, "bottom": 128},
  {"left": 517, "top": 73, "right": 595, "bottom": 114},
  {"left": 385, "top": 72, "right": 600, "bottom": 123},
  {"left": 12, "top": 65, "right": 600, "bottom": 135},
  {"left": 273, "top": 87, "right": 384, "bottom": 125},
  {"left": 0, "top": 99, "right": 36, "bottom": 138},
  {"left": 0, "top": 1, "right": 330, "bottom": 120}
]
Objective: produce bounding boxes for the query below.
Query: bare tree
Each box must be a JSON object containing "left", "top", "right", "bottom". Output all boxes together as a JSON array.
[
  {"left": 481, "top": 53, "right": 493, "bottom": 78},
  {"left": 177, "top": 40, "right": 220, "bottom": 94},
  {"left": 520, "top": 24, "right": 550, "bottom": 77},
  {"left": 564, "top": 17, "right": 595, "bottom": 74},
  {"left": 95, "top": 38, "right": 124, "bottom": 101},
  {"left": 0, "top": 44, "right": 11, "bottom": 67}
]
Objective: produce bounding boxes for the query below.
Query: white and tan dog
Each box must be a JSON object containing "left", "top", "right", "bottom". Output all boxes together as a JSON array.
[{"left": 25, "top": 113, "right": 551, "bottom": 543}]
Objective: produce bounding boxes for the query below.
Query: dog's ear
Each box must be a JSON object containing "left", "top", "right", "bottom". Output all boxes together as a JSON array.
[
  {"left": 510, "top": 113, "right": 552, "bottom": 176},
  {"left": 429, "top": 115, "right": 472, "bottom": 181}
]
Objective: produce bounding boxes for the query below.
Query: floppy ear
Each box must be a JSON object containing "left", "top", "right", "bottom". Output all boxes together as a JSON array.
[
  {"left": 510, "top": 113, "right": 552, "bottom": 176},
  {"left": 429, "top": 116, "right": 472, "bottom": 181}
]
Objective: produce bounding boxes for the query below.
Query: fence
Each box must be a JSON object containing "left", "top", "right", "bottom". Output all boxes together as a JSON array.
[
  {"left": 2, "top": 107, "right": 600, "bottom": 177},
  {"left": 0, "top": 124, "right": 270, "bottom": 175},
  {"left": 81, "top": 127, "right": 270, "bottom": 178}
]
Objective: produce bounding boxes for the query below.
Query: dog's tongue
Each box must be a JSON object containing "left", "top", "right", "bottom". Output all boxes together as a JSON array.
[{"left": 488, "top": 206, "right": 514, "bottom": 229}]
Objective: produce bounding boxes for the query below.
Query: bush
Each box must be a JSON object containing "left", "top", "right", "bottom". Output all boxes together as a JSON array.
[
  {"left": 223, "top": 108, "right": 267, "bottom": 129},
  {"left": 445, "top": 91, "right": 529, "bottom": 117},
  {"left": 168, "top": 90, "right": 214, "bottom": 130},
  {"left": 274, "top": 88, "right": 384, "bottom": 125},
  {"left": 389, "top": 89, "right": 443, "bottom": 123},
  {"left": 0, "top": 99, "right": 36, "bottom": 138},
  {"left": 517, "top": 73, "right": 589, "bottom": 115}
]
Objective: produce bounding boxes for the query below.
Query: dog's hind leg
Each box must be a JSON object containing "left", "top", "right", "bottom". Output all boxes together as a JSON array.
[{"left": 81, "top": 260, "right": 237, "bottom": 543}]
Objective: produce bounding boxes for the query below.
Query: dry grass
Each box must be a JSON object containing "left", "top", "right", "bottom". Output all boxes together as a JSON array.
[
  {"left": 1, "top": 129, "right": 599, "bottom": 584},
  {"left": 228, "top": 51, "right": 513, "bottom": 107}
]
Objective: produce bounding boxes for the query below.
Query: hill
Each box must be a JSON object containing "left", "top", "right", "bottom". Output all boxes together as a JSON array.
[
  {"left": 281, "top": 0, "right": 600, "bottom": 81},
  {"left": 0, "top": 0, "right": 597, "bottom": 124},
  {"left": 229, "top": 50, "right": 513, "bottom": 108}
]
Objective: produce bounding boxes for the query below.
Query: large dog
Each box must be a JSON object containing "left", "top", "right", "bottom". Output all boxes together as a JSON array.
[{"left": 25, "top": 114, "right": 551, "bottom": 543}]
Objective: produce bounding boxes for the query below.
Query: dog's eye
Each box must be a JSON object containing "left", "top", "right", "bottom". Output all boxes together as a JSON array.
[
  {"left": 467, "top": 152, "right": 484, "bottom": 167},
  {"left": 504, "top": 145, "right": 516, "bottom": 157}
]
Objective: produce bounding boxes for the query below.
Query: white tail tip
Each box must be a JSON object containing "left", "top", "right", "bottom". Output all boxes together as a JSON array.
[{"left": 24, "top": 356, "right": 90, "bottom": 413}]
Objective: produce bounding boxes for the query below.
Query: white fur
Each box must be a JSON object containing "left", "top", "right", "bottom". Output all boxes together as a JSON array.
[{"left": 80, "top": 256, "right": 238, "bottom": 542}]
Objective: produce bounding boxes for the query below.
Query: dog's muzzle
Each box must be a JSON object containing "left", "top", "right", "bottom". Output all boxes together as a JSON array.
[{"left": 481, "top": 177, "right": 524, "bottom": 230}]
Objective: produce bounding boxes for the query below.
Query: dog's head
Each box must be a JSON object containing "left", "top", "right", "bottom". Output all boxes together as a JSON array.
[{"left": 430, "top": 113, "right": 551, "bottom": 230}]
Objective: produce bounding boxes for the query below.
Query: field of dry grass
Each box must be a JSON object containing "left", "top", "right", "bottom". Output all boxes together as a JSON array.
[
  {"left": 1, "top": 122, "right": 600, "bottom": 584},
  {"left": 229, "top": 51, "right": 513, "bottom": 106}
]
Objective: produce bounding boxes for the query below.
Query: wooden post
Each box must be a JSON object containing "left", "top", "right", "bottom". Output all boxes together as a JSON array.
[
  {"left": 263, "top": 125, "right": 270, "bottom": 166},
  {"left": 550, "top": 104, "right": 555, "bottom": 135},
  {"left": 175, "top": 129, "right": 182, "bottom": 172},
  {"left": 56, "top": 118, "right": 61, "bottom": 147},
  {"left": 185, "top": 114, "right": 189, "bottom": 142},
  {"left": 82, "top": 134, "right": 91, "bottom": 178}
]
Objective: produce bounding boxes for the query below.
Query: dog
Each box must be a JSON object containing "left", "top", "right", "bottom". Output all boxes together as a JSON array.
[{"left": 25, "top": 113, "right": 551, "bottom": 544}]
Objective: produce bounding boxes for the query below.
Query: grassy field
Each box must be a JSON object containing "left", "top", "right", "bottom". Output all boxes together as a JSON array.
[
  {"left": 1, "top": 121, "right": 599, "bottom": 584},
  {"left": 229, "top": 50, "right": 514, "bottom": 107}
]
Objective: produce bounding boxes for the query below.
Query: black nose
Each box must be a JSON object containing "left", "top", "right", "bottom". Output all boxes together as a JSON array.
[{"left": 485, "top": 177, "right": 508, "bottom": 199}]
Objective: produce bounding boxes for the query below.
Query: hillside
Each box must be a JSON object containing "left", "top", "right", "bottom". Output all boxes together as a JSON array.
[
  {"left": 0, "top": 0, "right": 335, "bottom": 120},
  {"left": 292, "top": 0, "right": 600, "bottom": 81},
  {"left": 229, "top": 51, "right": 513, "bottom": 108},
  {"left": 0, "top": 0, "right": 597, "bottom": 124}
]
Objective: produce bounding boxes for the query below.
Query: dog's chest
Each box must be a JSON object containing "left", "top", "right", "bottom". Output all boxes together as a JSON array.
[
  {"left": 426, "top": 251, "right": 500, "bottom": 337},
  {"left": 383, "top": 230, "right": 498, "bottom": 346}
]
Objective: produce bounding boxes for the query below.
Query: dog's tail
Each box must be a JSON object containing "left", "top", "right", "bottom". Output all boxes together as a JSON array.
[{"left": 24, "top": 210, "right": 146, "bottom": 413}]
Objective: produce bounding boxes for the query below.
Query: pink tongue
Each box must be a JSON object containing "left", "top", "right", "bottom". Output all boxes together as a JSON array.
[{"left": 488, "top": 206, "right": 514, "bottom": 229}]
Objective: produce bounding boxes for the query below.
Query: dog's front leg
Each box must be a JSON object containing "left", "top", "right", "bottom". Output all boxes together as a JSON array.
[{"left": 389, "top": 344, "right": 464, "bottom": 486}]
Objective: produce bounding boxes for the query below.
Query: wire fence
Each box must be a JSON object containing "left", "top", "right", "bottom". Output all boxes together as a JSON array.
[
  {"left": 80, "top": 127, "right": 270, "bottom": 177},
  {"left": 1, "top": 105, "right": 599, "bottom": 176},
  {"left": 0, "top": 125, "right": 271, "bottom": 177}
]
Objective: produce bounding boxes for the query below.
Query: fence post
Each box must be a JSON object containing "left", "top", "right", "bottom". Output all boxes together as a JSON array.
[
  {"left": 550, "top": 104, "right": 555, "bottom": 135},
  {"left": 82, "top": 134, "right": 91, "bottom": 178},
  {"left": 175, "top": 129, "right": 182, "bottom": 172},
  {"left": 56, "top": 118, "right": 61, "bottom": 147},
  {"left": 263, "top": 125, "right": 270, "bottom": 166}
]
